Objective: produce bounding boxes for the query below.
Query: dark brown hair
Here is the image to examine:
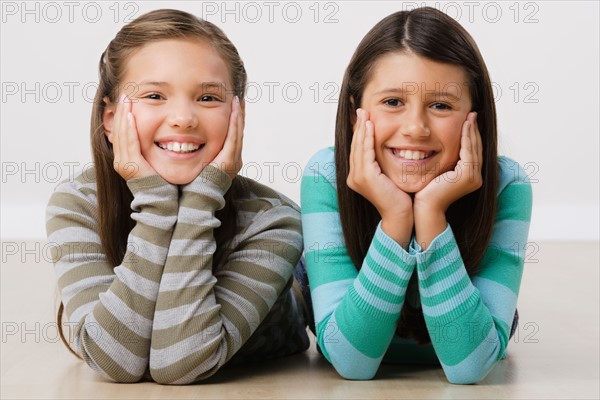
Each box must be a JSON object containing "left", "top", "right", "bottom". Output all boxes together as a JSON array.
[
  {"left": 58, "top": 9, "right": 247, "bottom": 357},
  {"left": 334, "top": 7, "right": 498, "bottom": 343}
]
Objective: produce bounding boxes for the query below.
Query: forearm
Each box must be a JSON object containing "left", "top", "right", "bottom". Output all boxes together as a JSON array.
[
  {"left": 150, "top": 166, "right": 230, "bottom": 384},
  {"left": 380, "top": 211, "right": 413, "bottom": 250},
  {"left": 413, "top": 202, "right": 447, "bottom": 251},
  {"left": 151, "top": 166, "right": 304, "bottom": 384},
  {"left": 414, "top": 226, "right": 505, "bottom": 384},
  {"left": 302, "top": 148, "right": 416, "bottom": 379},
  {"left": 48, "top": 175, "right": 178, "bottom": 382},
  {"left": 310, "top": 223, "right": 416, "bottom": 380}
]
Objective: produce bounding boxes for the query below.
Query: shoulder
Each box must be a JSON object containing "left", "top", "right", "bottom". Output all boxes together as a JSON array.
[
  {"left": 302, "top": 146, "right": 337, "bottom": 186},
  {"left": 233, "top": 176, "right": 301, "bottom": 226},
  {"left": 46, "top": 167, "right": 99, "bottom": 239},
  {"left": 301, "top": 147, "right": 340, "bottom": 214},
  {"left": 496, "top": 156, "right": 533, "bottom": 195},
  {"left": 495, "top": 156, "right": 533, "bottom": 217},
  {"left": 47, "top": 167, "right": 98, "bottom": 209},
  {"left": 306, "top": 146, "right": 335, "bottom": 167},
  {"left": 304, "top": 146, "right": 336, "bottom": 179}
]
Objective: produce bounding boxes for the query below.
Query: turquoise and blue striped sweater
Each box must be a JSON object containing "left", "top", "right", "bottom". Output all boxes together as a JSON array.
[{"left": 301, "top": 147, "right": 532, "bottom": 384}]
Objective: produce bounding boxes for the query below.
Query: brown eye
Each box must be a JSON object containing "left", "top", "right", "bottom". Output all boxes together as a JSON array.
[
  {"left": 145, "top": 93, "right": 163, "bottom": 100},
  {"left": 431, "top": 102, "right": 451, "bottom": 110},
  {"left": 384, "top": 98, "right": 402, "bottom": 107}
]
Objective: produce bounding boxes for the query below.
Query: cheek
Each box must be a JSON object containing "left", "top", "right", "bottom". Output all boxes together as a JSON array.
[
  {"left": 369, "top": 113, "right": 397, "bottom": 146},
  {"left": 131, "top": 107, "right": 161, "bottom": 147},
  {"left": 438, "top": 120, "right": 464, "bottom": 161},
  {"left": 204, "top": 110, "right": 231, "bottom": 146}
]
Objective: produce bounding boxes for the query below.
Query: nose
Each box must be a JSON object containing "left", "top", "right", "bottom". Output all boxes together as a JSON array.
[
  {"left": 166, "top": 99, "right": 198, "bottom": 129},
  {"left": 400, "top": 107, "right": 430, "bottom": 138}
]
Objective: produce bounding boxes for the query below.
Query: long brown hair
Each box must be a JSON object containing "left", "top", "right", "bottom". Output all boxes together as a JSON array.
[
  {"left": 334, "top": 7, "right": 498, "bottom": 344},
  {"left": 58, "top": 9, "right": 248, "bottom": 357}
]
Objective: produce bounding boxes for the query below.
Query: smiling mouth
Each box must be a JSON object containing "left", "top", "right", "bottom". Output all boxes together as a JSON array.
[
  {"left": 155, "top": 142, "right": 205, "bottom": 154},
  {"left": 389, "top": 148, "right": 436, "bottom": 160}
]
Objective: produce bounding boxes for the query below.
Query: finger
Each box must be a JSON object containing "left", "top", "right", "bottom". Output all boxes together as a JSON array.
[
  {"left": 226, "top": 97, "right": 239, "bottom": 155},
  {"left": 118, "top": 96, "right": 132, "bottom": 171},
  {"left": 350, "top": 108, "right": 364, "bottom": 149},
  {"left": 463, "top": 117, "right": 481, "bottom": 184},
  {"left": 125, "top": 111, "right": 142, "bottom": 178},
  {"left": 364, "top": 120, "right": 376, "bottom": 166},
  {"left": 125, "top": 101, "right": 140, "bottom": 157},
  {"left": 467, "top": 113, "right": 480, "bottom": 177},
  {"left": 468, "top": 112, "right": 477, "bottom": 155},
  {"left": 353, "top": 109, "right": 366, "bottom": 173},
  {"left": 113, "top": 94, "right": 128, "bottom": 169},
  {"left": 349, "top": 109, "right": 363, "bottom": 173},
  {"left": 460, "top": 119, "right": 473, "bottom": 164},
  {"left": 234, "top": 96, "right": 244, "bottom": 172},
  {"left": 214, "top": 96, "right": 238, "bottom": 170},
  {"left": 235, "top": 96, "right": 244, "bottom": 157},
  {"left": 472, "top": 113, "right": 483, "bottom": 165},
  {"left": 362, "top": 109, "right": 370, "bottom": 122}
]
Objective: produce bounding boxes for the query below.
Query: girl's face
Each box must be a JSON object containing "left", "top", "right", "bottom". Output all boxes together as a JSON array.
[
  {"left": 104, "top": 39, "right": 235, "bottom": 185},
  {"left": 360, "top": 51, "right": 473, "bottom": 193}
]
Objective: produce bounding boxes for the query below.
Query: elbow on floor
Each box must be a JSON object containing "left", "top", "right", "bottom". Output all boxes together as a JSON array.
[
  {"left": 150, "top": 370, "right": 195, "bottom": 385},
  {"left": 335, "top": 364, "right": 377, "bottom": 381},
  {"left": 95, "top": 368, "right": 143, "bottom": 384},
  {"left": 445, "top": 368, "right": 489, "bottom": 385}
]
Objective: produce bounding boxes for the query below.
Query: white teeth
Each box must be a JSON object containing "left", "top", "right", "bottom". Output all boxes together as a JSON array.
[
  {"left": 158, "top": 142, "right": 201, "bottom": 153},
  {"left": 391, "top": 149, "right": 432, "bottom": 160}
]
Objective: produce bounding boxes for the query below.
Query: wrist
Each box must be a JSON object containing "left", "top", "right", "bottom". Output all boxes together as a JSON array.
[
  {"left": 189, "top": 164, "right": 233, "bottom": 192},
  {"left": 414, "top": 209, "right": 447, "bottom": 251},
  {"left": 380, "top": 213, "right": 413, "bottom": 249},
  {"left": 413, "top": 196, "right": 448, "bottom": 216}
]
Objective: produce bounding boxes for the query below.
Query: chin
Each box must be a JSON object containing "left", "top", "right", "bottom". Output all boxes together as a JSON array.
[
  {"left": 392, "top": 176, "right": 430, "bottom": 194},
  {"left": 151, "top": 161, "right": 209, "bottom": 185},
  {"left": 155, "top": 169, "right": 197, "bottom": 186},
  {"left": 163, "top": 176, "right": 194, "bottom": 185}
]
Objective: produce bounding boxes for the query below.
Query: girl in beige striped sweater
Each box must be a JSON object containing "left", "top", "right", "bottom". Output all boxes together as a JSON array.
[{"left": 46, "top": 9, "right": 309, "bottom": 384}]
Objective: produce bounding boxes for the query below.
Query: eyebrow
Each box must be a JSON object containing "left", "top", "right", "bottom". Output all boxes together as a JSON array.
[
  {"left": 137, "top": 81, "right": 227, "bottom": 90},
  {"left": 374, "top": 88, "right": 463, "bottom": 102}
]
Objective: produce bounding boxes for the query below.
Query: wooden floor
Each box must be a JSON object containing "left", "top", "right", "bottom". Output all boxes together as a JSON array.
[{"left": 1, "top": 241, "right": 598, "bottom": 399}]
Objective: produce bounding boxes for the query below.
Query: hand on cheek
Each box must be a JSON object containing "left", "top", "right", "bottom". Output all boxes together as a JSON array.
[
  {"left": 413, "top": 112, "right": 483, "bottom": 249},
  {"left": 346, "top": 108, "right": 414, "bottom": 247},
  {"left": 211, "top": 96, "right": 244, "bottom": 179},
  {"left": 110, "top": 95, "right": 157, "bottom": 181}
]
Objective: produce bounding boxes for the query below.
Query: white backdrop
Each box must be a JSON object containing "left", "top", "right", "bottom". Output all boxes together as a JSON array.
[{"left": 1, "top": 0, "right": 598, "bottom": 241}]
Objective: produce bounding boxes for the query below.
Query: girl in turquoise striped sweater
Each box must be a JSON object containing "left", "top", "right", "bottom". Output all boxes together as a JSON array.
[{"left": 301, "top": 7, "right": 532, "bottom": 384}]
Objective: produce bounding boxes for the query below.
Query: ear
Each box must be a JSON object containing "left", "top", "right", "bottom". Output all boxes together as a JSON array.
[{"left": 102, "top": 97, "right": 116, "bottom": 143}]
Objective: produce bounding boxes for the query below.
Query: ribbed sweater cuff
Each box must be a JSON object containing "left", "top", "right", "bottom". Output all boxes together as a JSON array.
[
  {"left": 185, "top": 164, "right": 233, "bottom": 195},
  {"left": 414, "top": 224, "right": 477, "bottom": 323},
  {"left": 348, "top": 222, "right": 416, "bottom": 320},
  {"left": 413, "top": 223, "right": 453, "bottom": 265},
  {"left": 373, "top": 222, "right": 416, "bottom": 271},
  {"left": 127, "top": 174, "right": 177, "bottom": 196}
]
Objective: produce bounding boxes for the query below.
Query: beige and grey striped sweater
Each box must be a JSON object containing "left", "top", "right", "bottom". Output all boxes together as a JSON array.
[{"left": 46, "top": 164, "right": 308, "bottom": 384}]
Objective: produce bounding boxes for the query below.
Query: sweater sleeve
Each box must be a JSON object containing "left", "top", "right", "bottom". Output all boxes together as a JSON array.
[
  {"left": 301, "top": 148, "right": 417, "bottom": 380},
  {"left": 149, "top": 165, "right": 303, "bottom": 384},
  {"left": 413, "top": 157, "right": 533, "bottom": 384},
  {"left": 46, "top": 172, "right": 178, "bottom": 382}
]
